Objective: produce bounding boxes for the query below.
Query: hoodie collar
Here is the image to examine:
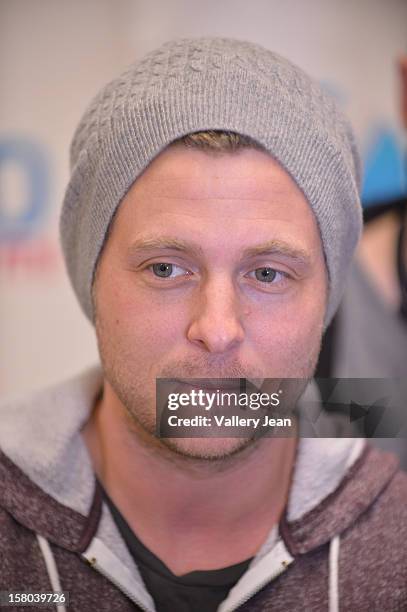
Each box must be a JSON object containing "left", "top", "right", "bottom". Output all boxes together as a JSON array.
[{"left": 0, "top": 366, "right": 381, "bottom": 557}]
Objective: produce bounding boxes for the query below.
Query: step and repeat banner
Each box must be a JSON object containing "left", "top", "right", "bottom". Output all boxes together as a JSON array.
[{"left": 1, "top": 0, "right": 407, "bottom": 396}]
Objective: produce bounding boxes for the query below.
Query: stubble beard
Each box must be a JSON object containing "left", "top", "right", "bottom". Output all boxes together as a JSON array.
[
  {"left": 94, "top": 304, "right": 323, "bottom": 465},
  {"left": 97, "top": 360, "right": 322, "bottom": 466}
]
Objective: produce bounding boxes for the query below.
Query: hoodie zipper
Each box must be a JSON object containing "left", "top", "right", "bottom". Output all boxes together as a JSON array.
[
  {"left": 87, "top": 553, "right": 292, "bottom": 612},
  {"left": 85, "top": 555, "right": 153, "bottom": 612},
  {"left": 84, "top": 536, "right": 293, "bottom": 612},
  {"left": 226, "top": 573, "right": 285, "bottom": 612},
  {"left": 217, "top": 539, "right": 294, "bottom": 612}
]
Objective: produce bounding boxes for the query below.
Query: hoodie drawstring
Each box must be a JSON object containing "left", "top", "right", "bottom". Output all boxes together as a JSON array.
[
  {"left": 36, "top": 534, "right": 67, "bottom": 612},
  {"left": 329, "top": 534, "right": 340, "bottom": 612}
]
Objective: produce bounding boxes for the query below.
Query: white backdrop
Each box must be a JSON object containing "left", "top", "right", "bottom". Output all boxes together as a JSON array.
[{"left": 1, "top": 0, "right": 407, "bottom": 396}]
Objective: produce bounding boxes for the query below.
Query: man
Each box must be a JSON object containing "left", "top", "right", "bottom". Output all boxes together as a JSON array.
[{"left": 0, "top": 38, "right": 406, "bottom": 612}]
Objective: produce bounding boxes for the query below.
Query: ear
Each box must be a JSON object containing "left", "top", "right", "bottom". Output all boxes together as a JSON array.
[{"left": 399, "top": 56, "right": 407, "bottom": 128}]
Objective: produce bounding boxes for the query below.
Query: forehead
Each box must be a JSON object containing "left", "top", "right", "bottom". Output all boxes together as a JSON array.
[
  {"left": 126, "top": 145, "right": 305, "bottom": 205},
  {"left": 107, "top": 145, "right": 322, "bottom": 257}
]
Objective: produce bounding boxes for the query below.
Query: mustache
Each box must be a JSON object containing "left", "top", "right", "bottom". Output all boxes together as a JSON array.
[{"left": 157, "top": 357, "right": 264, "bottom": 380}]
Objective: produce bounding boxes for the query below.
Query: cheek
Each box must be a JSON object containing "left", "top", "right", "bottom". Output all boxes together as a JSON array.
[
  {"left": 96, "top": 272, "right": 189, "bottom": 356},
  {"left": 246, "top": 288, "right": 325, "bottom": 370}
]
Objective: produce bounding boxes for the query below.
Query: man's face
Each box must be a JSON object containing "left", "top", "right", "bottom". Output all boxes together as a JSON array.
[{"left": 93, "top": 145, "right": 328, "bottom": 459}]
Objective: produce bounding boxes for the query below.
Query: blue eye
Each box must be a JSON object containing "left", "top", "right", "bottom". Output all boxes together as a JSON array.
[
  {"left": 152, "top": 263, "right": 173, "bottom": 277},
  {"left": 253, "top": 267, "right": 278, "bottom": 282},
  {"left": 150, "top": 263, "right": 188, "bottom": 278}
]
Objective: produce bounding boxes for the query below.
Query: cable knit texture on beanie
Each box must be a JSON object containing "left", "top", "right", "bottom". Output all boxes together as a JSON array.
[{"left": 60, "top": 37, "right": 362, "bottom": 325}]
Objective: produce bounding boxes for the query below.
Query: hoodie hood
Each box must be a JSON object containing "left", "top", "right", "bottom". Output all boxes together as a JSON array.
[{"left": 0, "top": 367, "right": 398, "bottom": 612}]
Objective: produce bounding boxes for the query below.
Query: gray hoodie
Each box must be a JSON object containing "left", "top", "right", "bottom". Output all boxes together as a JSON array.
[{"left": 0, "top": 367, "right": 406, "bottom": 611}]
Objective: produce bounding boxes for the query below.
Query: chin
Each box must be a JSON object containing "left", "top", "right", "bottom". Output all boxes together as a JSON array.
[{"left": 160, "top": 436, "right": 256, "bottom": 461}]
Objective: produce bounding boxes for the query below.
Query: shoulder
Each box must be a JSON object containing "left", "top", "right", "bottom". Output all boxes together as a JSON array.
[
  {"left": 338, "top": 458, "right": 407, "bottom": 608},
  {"left": 345, "top": 445, "right": 407, "bottom": 534},
  {"left": 355, "top": 464, "right": 407, "bottom": 538},
  {"left": 0, "top": 366, "right": 102, "bottom": 454},
  {"left": 0, "top": 505, "right": 44, "bottom": 584}
]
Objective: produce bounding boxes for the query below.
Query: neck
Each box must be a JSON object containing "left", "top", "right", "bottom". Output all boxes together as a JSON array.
[{"left": 82, "top": 384, "right": 297, "bottom": 574}]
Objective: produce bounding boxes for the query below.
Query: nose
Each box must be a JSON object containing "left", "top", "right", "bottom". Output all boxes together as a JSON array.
[{"left": 186, "top": 275, "right": 245, "bottom": 354}]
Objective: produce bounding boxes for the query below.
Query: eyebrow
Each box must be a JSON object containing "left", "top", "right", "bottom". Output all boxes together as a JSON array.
[
  {"left": 241, "top": 240, "right": 311, "bottom": 265},
  {"left": 127, "top": 237, "right": 204, "bottom": 259},
  {"left": 127, "top": 236, "right": 312, "bottom": 267}
]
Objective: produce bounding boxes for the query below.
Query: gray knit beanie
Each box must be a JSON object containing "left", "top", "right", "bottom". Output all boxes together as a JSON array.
[{"left": 60, "top": 37, "right": 362, "bottom": 326}]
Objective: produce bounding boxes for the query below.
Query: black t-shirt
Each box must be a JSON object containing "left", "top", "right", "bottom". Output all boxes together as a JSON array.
[{"left": 102, "top": 488, "right": 253, "bottom": 612}]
